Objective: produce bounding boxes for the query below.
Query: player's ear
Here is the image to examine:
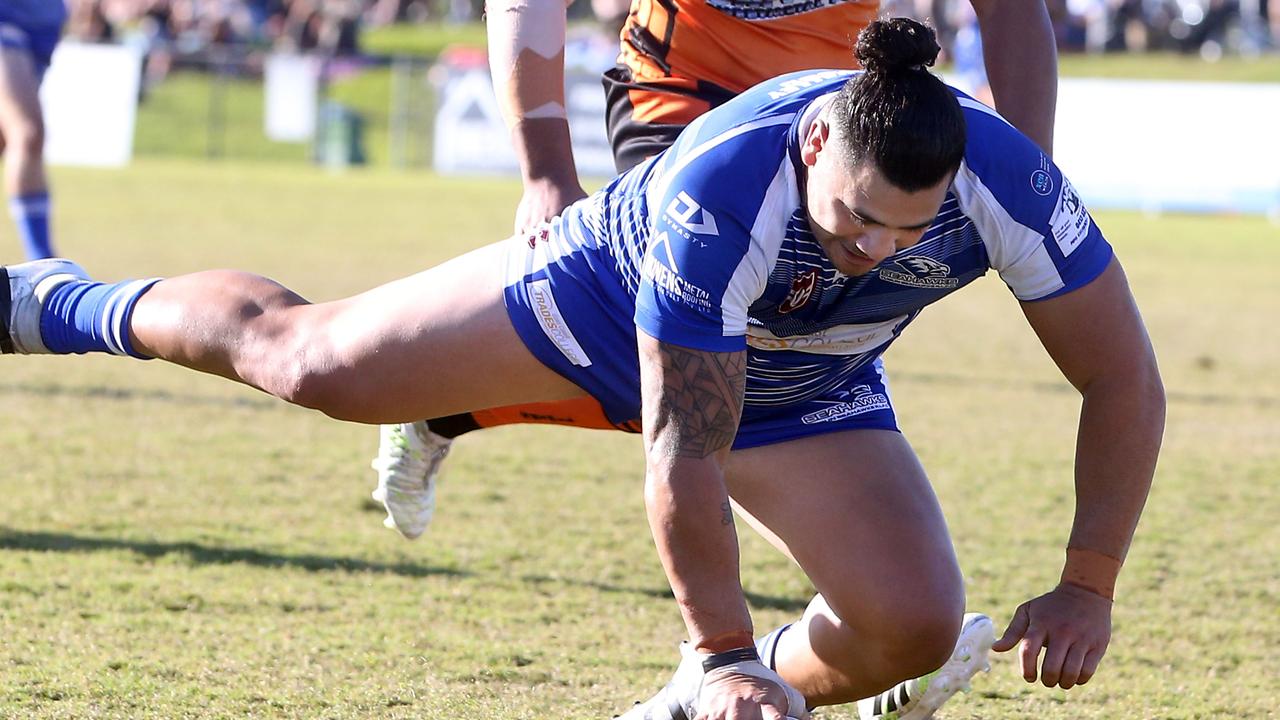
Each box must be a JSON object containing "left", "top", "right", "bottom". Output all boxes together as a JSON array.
[{"left": 801, "top": 118, "right": 830, "bottom": 167}]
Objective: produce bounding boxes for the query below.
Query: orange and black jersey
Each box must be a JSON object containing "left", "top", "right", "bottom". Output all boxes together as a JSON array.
[
  {"left": 604, "top": 0, "right": 879, "bottom": 169},
  {"left": 620, "top": 0, "right": 878, "bottom": 101}
]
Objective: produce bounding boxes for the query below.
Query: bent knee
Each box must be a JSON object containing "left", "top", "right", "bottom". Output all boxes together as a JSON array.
[
  {"left": 825, "top": 582, "right": 965, "bottom": 680},
  {"left": 873, "top": 610, "right": 963, "bottom": 680}
]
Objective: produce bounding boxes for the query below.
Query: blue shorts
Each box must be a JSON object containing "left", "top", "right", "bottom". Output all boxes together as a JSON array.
[
  {"left": 0, "top": 22, "right": 62, "bottom": 81},
  {"left": 503, "top": 201, "right": 900, "bottom": 451}
]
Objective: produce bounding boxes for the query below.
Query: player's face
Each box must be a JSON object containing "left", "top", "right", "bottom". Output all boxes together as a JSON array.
[{"left": 801, "top": 119, "right": 952, "bottom": 277}]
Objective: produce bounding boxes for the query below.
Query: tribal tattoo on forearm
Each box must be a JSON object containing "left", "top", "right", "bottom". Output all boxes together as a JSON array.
[{"left": 643, "top": 341, "right": 747, "bottom": 459}]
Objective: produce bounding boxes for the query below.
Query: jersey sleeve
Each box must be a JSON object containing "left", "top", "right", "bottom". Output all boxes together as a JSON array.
[
  {"left": 955, "top": 100, "right": 1114, "bottom": 302},
  {"left": 633, "top": 129, "right": 782, "bottom": 352}
]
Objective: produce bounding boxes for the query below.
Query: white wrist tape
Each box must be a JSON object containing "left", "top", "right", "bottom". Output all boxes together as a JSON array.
[{"left": 703, "top": 659, "right": 811, "bottom": 720}]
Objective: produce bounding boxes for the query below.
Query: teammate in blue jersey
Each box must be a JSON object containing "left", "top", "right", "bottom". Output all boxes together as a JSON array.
[
  {"left": 0, "top": 0, "right": 65, "bottom": 260},
  {"left": 1, "top": 19, "right": 1164, "bottom": 720}
]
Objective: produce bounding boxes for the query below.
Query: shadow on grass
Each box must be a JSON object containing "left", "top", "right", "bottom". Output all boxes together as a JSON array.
[
  {"left": 0, "top": 528, "right": 467, "bottom": 579},
  {"left": 5, "top": 376, "right": 1275, "bottom": 413},
  {"left": 520, "top": 573, "right": 809, "bottom": 613},
  {"left": 0, "top": 381, "right": 279, "bottom": 412},
  {"left": 0, "top": 528, "right": 807, "bottom": 609}
]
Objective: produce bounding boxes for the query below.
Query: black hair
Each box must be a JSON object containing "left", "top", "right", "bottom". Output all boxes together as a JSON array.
[{"left": 828, "top": 18, "right": 966, "bottom": 192}]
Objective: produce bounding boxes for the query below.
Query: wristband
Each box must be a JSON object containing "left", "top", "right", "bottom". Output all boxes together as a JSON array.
[
  {"left": 701, "top": 646, "right": 760, "bottom": 673},
  {"left": 697, "top": 630, "right": 756, "bottom": 654},
  {"left": 1060, "top": 547, "right": 1122, "bottom": 600}
]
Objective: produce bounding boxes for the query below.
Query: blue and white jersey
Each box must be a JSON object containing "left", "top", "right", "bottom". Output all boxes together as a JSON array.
[
  {"left": 506, "top": 68, "right": 1112, "bottom": 426},
  {"left": 0, "top": 0, "right": 67, "bottom": 30},
  {"left": 605, "top": 69, "right": 1112, "bottom": 408}
]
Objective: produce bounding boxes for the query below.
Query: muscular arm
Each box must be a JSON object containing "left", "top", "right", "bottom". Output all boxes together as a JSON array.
[
  {"left": 969, "top": 0, "right": 1059, "bottom": 155},
  {"left": 1022, "top": 258, "right": 1164, "bottom": 569},
  {"left": 994, "top": 258, "right": 1166, "bottom": 688},
  {"left": 638, "top": 330, "right": 753, "bottom": 651},
  {"left": 485, "top": 0, "right": 586, "bottom": 231}
]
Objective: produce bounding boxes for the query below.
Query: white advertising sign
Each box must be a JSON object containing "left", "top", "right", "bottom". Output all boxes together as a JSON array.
[
  {"left": 264, "top": 53, "right": 320, "bottom": 142},
  {"left": 435, "top": 69, "right": 1280, "bottom": 216},
  {"left": 41, "top": 42, "right": 143, "bottom": 168},
  {"left": 433, "top": 66, "right": 615, "bottom": 178},
  {"left": 1055, "top": 78, "right": 1280, "bottom": 215}
]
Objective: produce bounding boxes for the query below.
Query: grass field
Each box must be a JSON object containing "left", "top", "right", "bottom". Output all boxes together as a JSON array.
[{"left": 0, "top": 160, "right": 1277, "bottom": 718}]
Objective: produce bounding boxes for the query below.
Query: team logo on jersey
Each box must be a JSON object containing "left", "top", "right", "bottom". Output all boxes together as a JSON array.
[
  {"left": 877, "top": 256, "right": 960, "bottom": 289},
  {"left": 800, "top": 384, "right": 891, "bottom": 425},
  {"left": 778, "top": 270, "right": 819, "bottom": 314},
  {"left": 664, "top": 191, "right": 719, "bottom": 238},
  {"left": 1049, "top": 178, "right": 1090, "bottom": 257}
]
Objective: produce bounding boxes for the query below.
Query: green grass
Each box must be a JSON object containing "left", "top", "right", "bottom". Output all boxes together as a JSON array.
[
  {"left": 1056, "top": 51, "right": 1280, "bottom": 82},
  {"left": 1, "top": 160, "right": 1277, "bottom": 718}
]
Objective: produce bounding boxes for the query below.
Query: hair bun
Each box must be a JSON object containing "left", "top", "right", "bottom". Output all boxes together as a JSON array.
[{"left": 855, "top": 18, "right": 941, "bottom": 74}]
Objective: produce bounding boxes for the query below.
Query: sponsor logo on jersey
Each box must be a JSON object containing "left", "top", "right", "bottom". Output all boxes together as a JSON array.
[
  {"left": 1031, "top": 154, "right": 1054, "bottom": 196},
  {"left": 800, "top": 384, "right": 891, "bottom": 424},
  {"left": 877, "top": 256, "right": 960, "bottom": 289},
  {"left": 528, "top": 280, "right": 593, "bottom": 367},
  {"left": 643, "top": 232, "right": 714, "bottom": 311},
  {"left": 707, "top": 0, "right": 860, "bottom": 20},
  {"left": 1049, "top": 178, "right": 1090, "bottom": 257},
  {"left": 768, "top": 69, "right": 849, "bottom": 99},
  {"left": 1031, "top": 169, "right": 1053, "bottom": 196},
  {"left": 778, "top": 270, "right": 818, "bottom": 313},
  {"left": 747, "top": 321, "right": 898, "bottom": 353},
  {"left": 664, "top": 190, "right": 719, "bottom": 238}
]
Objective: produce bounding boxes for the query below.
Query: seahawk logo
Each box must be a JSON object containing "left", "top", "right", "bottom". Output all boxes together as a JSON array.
[{"left": 878, "top": 256, "right": 960, "bottom": 289}]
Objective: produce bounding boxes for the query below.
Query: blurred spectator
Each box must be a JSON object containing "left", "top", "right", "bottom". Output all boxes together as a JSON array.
[
  {"left": 0, "top": 0, "right": 67, "bottom": 259},
  {"left": 67, "top": 0, "right": 364, "bottom": 56},
  {"left": 58, "top": 0, "right": 1277, "bottom": 74}
]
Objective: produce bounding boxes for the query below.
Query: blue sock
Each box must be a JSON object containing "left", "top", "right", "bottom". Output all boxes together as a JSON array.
[
  {"left": 39, "top": 278, "right": 162, "bottom": 358},
  {"left": 11, "top": 192, "right": 54, "bottom": 260}
]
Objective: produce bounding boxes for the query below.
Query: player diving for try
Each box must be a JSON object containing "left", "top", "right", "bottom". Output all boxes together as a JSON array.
[
  {"left": 371, "top": 5, "right": 1065, "bottom": 715},
  {"left": 368, "top": 0, "right": 1062, "bottom": 543},
  {"left": 2, "top": 19, "right": 1164, "bottom": 720}
]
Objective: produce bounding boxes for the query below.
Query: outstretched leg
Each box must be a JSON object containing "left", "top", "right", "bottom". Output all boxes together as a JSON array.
[{"left": 9, "top": 241, "right": 587, "bottom": 423}]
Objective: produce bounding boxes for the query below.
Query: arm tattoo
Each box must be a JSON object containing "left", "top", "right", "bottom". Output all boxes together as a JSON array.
[{"left": 643, "top": 341, "right": 746, "bottom": 459}]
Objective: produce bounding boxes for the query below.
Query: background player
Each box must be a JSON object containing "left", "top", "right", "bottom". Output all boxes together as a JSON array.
[
  {"left": 0, "top": 0, "right": 64, "bottom": 261},
  {"left": 3, "top": 19, "right": 1164, "bottom": 719},
  {"left": 370, "top": 0, "right": 1064, "bottom": 543}
]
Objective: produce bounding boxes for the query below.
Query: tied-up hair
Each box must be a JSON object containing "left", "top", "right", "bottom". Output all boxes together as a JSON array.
[{"left": 829, "top": 18, "right": 967, "bottom": 192}]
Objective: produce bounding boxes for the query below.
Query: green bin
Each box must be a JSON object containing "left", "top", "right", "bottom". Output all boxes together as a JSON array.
[{"left": 316, "top": 101, "right": 367, "bottom": 168}]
